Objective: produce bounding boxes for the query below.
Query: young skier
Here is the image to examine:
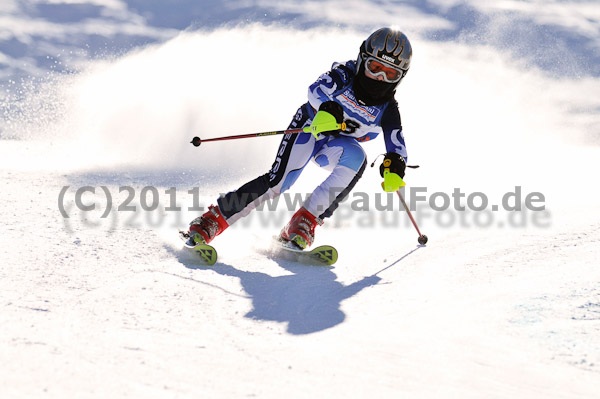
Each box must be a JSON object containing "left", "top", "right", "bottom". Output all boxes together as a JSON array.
[{"left": 188, "top": 27, "right": 412, "bottom": 250}]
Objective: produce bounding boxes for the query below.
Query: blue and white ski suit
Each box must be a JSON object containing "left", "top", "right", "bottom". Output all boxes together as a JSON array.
[{"left": 217, "top": 60, "right": 408, "bottom": 224}]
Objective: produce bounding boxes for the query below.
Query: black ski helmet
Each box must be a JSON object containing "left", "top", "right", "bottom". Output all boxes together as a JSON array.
[{"left": 353, "top": 27, "right": 412, "bottom": 105}]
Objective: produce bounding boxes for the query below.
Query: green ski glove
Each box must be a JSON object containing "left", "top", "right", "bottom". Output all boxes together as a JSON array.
[
  {"left": 381, "top": 170, "right": 406, "bottom": 192},
  {"left": 379, "top": 152, "right": 407, "bottom": 192},
  {"left": 303, "top": 101, "right": 346, "bottom": 140}
]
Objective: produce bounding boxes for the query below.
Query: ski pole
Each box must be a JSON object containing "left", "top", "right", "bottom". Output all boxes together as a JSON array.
[
  {"left": 190, "top": 115, "right": 347, "bottom": 147},
  {"left": 190, "top": 127, "right": 307, "bottom": 147},
  {"left": 396, "top": 190, "right": 428, "bottom": 245}
]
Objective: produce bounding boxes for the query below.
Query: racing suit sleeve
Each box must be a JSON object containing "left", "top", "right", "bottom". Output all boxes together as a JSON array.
[
  {"left": 381, "top": 101, "right": 408, "bottom": 162},
  {"left": 307, "top": 62, "right": 353, "bottom": 110}
]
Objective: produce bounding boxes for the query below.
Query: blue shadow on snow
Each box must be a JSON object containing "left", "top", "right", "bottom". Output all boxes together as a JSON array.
[{"left": 171, "top": 245, "right": 382, "bottom": 335}]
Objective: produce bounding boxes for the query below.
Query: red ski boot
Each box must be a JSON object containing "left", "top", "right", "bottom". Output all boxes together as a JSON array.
[
  {"left": 279, "top": 207, "right": 322, "bottom": 249},
  {"left": 189, "top": 205, "right": 229, "bottom": 244}
]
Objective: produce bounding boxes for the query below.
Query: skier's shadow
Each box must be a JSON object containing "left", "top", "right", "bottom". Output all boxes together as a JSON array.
[{"left": 201, "top": 257, "right": 381, "bottom": 335}]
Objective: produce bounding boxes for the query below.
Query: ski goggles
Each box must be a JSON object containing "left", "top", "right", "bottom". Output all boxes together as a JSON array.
[{"left": 365, "top": 57, "right": 404, "bottom": 83}]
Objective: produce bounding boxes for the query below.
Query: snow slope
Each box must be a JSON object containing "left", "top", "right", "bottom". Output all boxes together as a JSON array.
[{"left": 1, "top": 1, "right": 600, "bottom": 398}]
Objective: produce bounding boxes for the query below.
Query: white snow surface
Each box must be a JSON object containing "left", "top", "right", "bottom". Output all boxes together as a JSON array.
[{"left": 1, "top": 1, "right": 600, "bottom": 398}]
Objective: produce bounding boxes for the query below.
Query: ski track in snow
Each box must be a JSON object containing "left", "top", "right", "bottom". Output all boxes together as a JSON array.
[{"left": 2, "top": 1, "right": 600, "bottom": 398}]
